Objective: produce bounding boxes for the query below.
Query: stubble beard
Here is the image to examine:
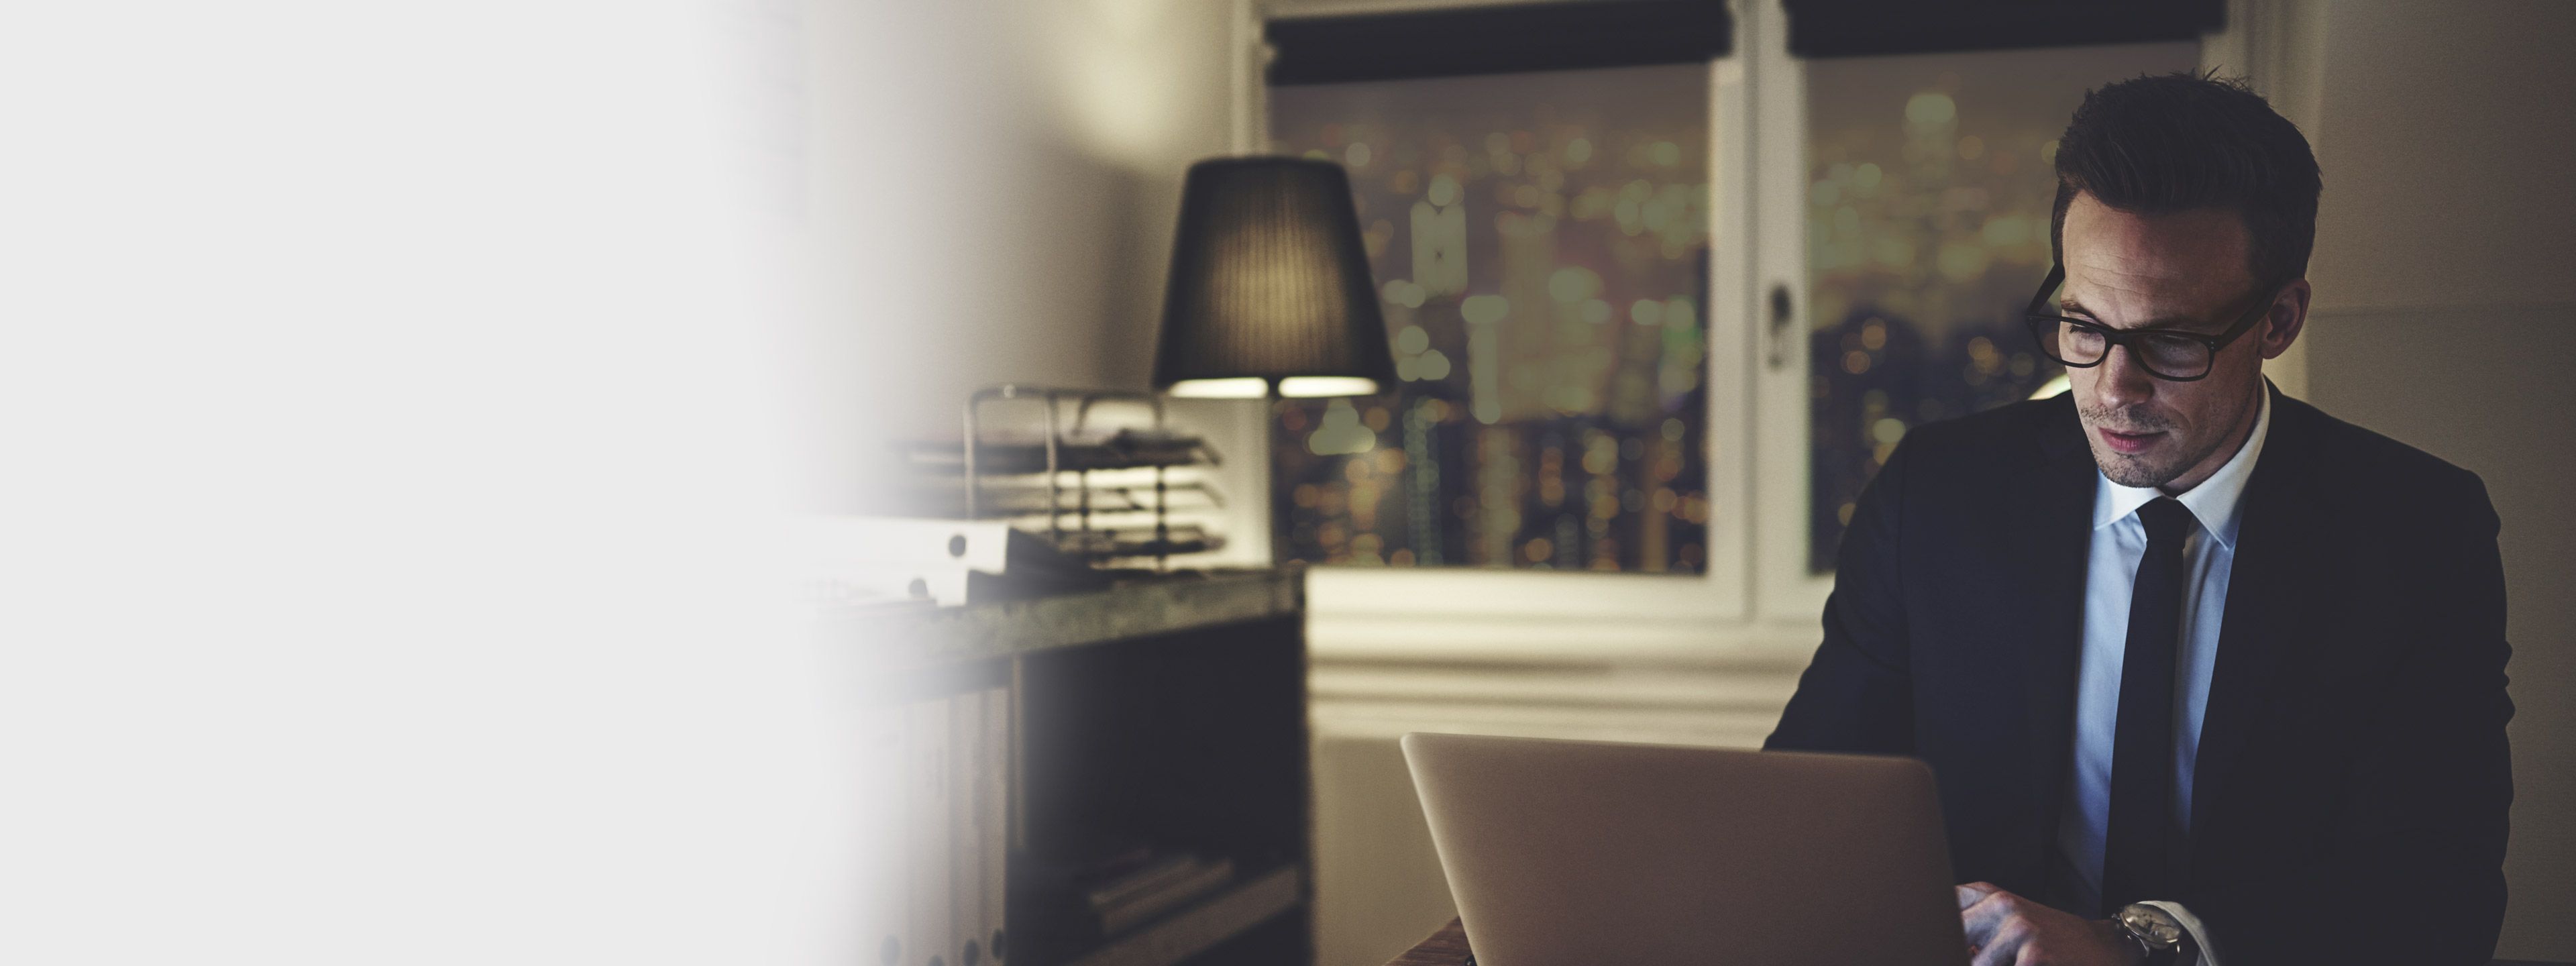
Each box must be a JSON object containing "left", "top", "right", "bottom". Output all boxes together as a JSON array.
[
  {"left": 2089, "top": 439, "right": 2186, "bottom": 489},
  {"left": 2078, "top": 386, "right": 2255, "bottom": 490}
]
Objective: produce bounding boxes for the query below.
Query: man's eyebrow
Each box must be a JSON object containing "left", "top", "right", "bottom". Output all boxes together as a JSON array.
[{"left": 2054, "top": 297, "right": 2218, "bottom": 333}]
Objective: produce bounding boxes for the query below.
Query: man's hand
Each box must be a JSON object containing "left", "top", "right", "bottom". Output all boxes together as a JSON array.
[{"left": 1955, "top": 882, "right": 2141, "bottom": 966}]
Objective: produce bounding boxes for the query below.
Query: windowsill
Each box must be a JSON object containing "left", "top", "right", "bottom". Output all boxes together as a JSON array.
[
  {"left": 1305, "top": 564, "right": 1821, "bottom": 664},
  {"left": 1301, "top": 562, "right": 1817, "bottom": 745},
  {"left": 1305, "top": 619, "right": 1810, "bottom": 744},
  {"left": 1309, "top": 564, "right": 1739, "bottom": 616}
]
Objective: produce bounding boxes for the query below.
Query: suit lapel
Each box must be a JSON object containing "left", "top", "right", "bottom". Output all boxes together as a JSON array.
[
  {"left": 2010, "top": 398, "right": 2100, "bottom": 850},
  {"left": 2189, "top": 384, "right": 2321, "bottom": 840}
]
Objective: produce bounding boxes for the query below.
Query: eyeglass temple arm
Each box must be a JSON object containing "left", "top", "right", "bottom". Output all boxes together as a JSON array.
[{"left": 2028, "top": 263, "right": 2066, "bottom": 317}]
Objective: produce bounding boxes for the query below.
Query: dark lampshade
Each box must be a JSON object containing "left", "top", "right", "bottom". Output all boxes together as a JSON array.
[{"left": 1152, "top": 157, "right": 1396, "bottom": 398}]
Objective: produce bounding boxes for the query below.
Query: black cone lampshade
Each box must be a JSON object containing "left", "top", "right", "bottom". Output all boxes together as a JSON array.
[{"left": 1152, "top": 157, "right": 1396, "bottom": 399}]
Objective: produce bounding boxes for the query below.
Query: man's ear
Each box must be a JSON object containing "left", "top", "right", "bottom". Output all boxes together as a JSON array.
[{"left": 2259, "top": 279, "right": 2310, "bottom": 360}]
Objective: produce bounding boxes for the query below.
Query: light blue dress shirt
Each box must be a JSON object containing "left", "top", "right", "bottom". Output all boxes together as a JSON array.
[{"left": 2057, "top": 387, "right": 2270, "bottom": 963}]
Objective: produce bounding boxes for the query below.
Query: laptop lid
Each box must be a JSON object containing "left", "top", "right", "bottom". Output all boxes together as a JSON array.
[{"left": 1401, "top": 731, "right": 1968, "bottom": 966}]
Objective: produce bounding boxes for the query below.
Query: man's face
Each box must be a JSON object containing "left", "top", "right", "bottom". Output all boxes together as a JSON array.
[{"left": 2058, "top": 192, "right": 2300, "bottom": 492}]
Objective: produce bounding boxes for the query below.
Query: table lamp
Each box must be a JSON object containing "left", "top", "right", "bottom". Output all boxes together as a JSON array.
[{"left": 1152, "top": 157, "right": 1396, "bottom": 399}]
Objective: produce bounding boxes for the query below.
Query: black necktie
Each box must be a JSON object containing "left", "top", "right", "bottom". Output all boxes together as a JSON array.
[{"left": 2101, "top": 496, "right": 2195, "bottom": 914}]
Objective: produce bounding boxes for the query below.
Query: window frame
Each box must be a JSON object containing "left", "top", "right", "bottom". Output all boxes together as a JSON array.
[{"left": 1245, "top": 0, "right": 1759, "bottom": 657}]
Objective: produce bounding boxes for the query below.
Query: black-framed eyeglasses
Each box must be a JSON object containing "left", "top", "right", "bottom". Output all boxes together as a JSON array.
[{"left": 2022, "top": 264, "right": 2273, "bottom": 382}]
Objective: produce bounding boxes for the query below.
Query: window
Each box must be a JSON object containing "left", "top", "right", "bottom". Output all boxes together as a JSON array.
[
  {"left": 1802, "top": 42, "right": 2202, "bottom": 571},
  {"left": 1266, "top": 65, "right": 1713, "bottom": 572},
  {"left": 1251, "top": 0, "right": 2232, "bottom": 642}
]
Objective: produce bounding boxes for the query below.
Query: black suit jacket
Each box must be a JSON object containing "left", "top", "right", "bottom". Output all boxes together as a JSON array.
[{"left": 1766, "top": 382, "right": 2512, "bottom": 965}]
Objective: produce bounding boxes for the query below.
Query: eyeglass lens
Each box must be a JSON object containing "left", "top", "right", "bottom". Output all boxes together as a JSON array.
[{"left": 2039, "top": 320, "right": 2211, "bottom": 378}]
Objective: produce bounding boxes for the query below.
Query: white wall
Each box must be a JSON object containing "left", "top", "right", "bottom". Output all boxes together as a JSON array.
[
  {"left": 795, "top": 0, "right": 1246, "bottom": 510},
  {"left": 2290, "top": 1, "right": 2576, "bottom": 959},
  {"left": 794, "top": 0, "right": 1281, "bottom": 568}
]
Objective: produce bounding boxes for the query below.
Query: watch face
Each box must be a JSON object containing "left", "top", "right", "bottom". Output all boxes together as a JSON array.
[{"left": 2118, "top": 905, "right": 2186, "bottom": 947}]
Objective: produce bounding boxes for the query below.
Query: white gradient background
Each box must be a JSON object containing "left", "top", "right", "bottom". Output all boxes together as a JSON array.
[{"left": 1, "top": 1, "right": 891, "bottom": 961}]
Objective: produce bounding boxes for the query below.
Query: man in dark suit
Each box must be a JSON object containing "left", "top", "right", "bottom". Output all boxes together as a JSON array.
[{"left": 1766, "top": 74, "right": 2512, "bottom": 965}]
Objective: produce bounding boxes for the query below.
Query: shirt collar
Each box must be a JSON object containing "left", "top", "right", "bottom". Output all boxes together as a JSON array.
[{"left": 2091, "top": 384, "right": 2271, "bottom": 549}]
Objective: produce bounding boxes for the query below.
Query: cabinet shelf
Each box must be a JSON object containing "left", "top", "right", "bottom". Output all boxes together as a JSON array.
[
  {"left": 858, "top": 569, "right": 1313, "bottom": 966},
  {"left": 1067, "top": 863, "right": 1305, "bottom": 966}
]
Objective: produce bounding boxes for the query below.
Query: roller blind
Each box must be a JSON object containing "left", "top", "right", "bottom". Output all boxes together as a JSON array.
[
  {"left": 1783, "top": 0, "right": 2222, "bottom": 59},
  {"left": 1265, "top": 0, "right": 1733, "bottom": 85}
]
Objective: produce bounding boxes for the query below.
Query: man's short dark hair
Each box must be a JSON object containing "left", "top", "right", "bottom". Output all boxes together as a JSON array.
[{"left": 2049, "top": 70, "right": 2322, "bottom": 295}]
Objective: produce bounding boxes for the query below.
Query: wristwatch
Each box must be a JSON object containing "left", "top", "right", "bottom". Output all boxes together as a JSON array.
[{"left": 2112, "top": 902, "right": 2190, "bottom": 965}]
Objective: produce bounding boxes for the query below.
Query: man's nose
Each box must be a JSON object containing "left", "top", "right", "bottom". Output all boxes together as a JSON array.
[{"left": 2092, "top": 343, "right": 2157, "bottom": 409}]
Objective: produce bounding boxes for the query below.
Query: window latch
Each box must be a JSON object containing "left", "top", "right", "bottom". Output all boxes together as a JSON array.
[{"left": 1766, "top": 284, "right": 1794, "bottom": 370}]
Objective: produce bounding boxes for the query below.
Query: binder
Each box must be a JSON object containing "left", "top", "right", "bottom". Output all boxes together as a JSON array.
[
  {"left": 863, "top": 702, "right": 908, "bottom": 966},
  {"left": 980, "top": 686, "right": 1009, "bottom": 962},
  {"left": 951, "top": 690, "right": 985, "bottom": 966},
  {"left": 908, "top": 696, "right": 951, "bottom": 966}
]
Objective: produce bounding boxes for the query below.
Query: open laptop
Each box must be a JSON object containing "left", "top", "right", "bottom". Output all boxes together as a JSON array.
[{"left": 1401, "top": 732, "right": 1969, "bottom": 965}]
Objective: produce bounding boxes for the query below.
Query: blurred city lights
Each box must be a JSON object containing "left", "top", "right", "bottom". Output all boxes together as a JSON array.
[{"left": 1269, "top": 64, "right": 1709, "bottom": 570}]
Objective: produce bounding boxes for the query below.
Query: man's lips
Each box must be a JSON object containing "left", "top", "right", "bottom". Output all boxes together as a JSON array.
[{"left": 2098, "top": 427, "right": 2164, "bottom": 454}]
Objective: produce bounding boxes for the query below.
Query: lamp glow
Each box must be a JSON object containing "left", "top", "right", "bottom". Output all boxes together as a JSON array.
[
  {"left": 1167, "top": 377, "right": 1270, "bottom": 398},
  {"left": 1279, "top": 376, "right": 1380, "bottom": 398}
]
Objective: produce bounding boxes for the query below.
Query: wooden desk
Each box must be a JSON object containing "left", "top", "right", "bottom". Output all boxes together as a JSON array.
[
  {"left": 1385, "top": 918, "right": 1469, "bottom": 966},
  {"left": 1380, "top": 916, "right": 2568, "bottom": 966}
]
